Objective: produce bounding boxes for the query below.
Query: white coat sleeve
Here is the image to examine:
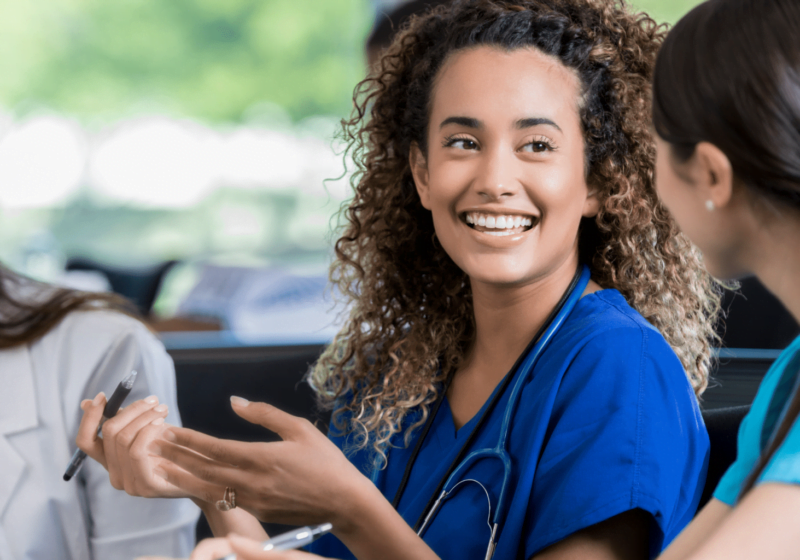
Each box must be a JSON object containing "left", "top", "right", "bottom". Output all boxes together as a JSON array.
[{"left": 75, "top": 315, "right": 200, "bottom": 560}]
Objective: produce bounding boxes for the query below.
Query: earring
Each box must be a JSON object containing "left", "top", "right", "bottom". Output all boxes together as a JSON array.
[{"left": 705, "top": 200, "right": 715, "bottom": 211}]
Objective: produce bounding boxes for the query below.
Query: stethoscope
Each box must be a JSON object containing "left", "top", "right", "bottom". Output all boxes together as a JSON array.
[{"left": 390, "top": 264, "right": 591, "bottom": 560}]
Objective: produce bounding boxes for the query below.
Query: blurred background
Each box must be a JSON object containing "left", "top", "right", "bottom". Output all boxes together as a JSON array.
[{"left": 0, "top": 0, "right": 796, "bottom": 349}]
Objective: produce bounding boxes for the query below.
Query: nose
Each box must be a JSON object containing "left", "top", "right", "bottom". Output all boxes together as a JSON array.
[{"left": 475, "top": 146, "right": 518, "bottom": 200}]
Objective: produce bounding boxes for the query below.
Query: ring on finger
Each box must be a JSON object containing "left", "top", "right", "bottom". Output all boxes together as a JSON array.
[{"left": 215, "top": 487, "right": 237, "bottom": 511}]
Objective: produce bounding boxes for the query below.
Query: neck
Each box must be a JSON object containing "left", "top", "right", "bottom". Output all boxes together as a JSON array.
[
  {"left": 467, "top": 257, "right": 580, "bottom": 375},
  {"left": 744, "top": 209, "right": 800, "bottom": 326}
]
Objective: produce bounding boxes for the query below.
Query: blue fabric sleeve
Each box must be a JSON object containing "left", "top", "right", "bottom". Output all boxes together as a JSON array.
[
  {"left": 713, "top": 406, "right": 758, "bottom": 506},
  {"left": 759, "top": 414, "right": 800, "bottom": 486},
  {"left": 713, "top": 351, "right": 793, "bottom": 505},
  {"left": 525, "top": 326, "right": 708, "bottom": 559}
]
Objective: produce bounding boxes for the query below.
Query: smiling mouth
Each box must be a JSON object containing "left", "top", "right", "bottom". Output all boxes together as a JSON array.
[{"left": 462, "top": 211, "right": 539, "bottom": 236}]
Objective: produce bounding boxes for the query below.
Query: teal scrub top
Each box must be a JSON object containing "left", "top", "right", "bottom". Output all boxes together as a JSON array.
[
  {"left": 309, "top": 290, "right": 709, "bottom": 559},
  {"left": 715, "top": 334, "right": 800, "bottom": 505}
]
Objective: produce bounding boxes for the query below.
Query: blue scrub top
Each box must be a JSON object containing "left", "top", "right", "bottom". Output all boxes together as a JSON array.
[
  {"left": 715, "top": 334, "right": 800, "bottom": 505},
  {"left": 309, "top": 290, "right": 709, "bottom": 559}
]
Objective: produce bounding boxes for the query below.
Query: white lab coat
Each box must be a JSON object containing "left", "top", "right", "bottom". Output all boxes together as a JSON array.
[{"left": 0, "top": 309, "right": 199, "bottom": 560}]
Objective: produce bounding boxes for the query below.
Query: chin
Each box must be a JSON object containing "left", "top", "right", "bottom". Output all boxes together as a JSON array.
[{"left": 463, "top": 266, "right": 537, "bottom": 287}]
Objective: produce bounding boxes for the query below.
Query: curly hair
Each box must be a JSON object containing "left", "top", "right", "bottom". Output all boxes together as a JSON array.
[{"left": 310, "top": 0, "right": 722, "bottom": 462}]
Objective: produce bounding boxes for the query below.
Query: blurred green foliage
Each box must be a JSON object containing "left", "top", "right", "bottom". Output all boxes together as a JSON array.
[
  {"left": 0, "top": 0, "right": 371, "bottom": 122},
  {"left": 0, "top": 0, "right": 704, "bottom": 123},
  {"left": 629, "top": 0, "right": 705, "bottom": 24}
]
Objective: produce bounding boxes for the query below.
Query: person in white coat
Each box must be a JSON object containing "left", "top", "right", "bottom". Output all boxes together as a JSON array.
[{"left": 0, "top": 265, "right": 199, "bottom": 560}]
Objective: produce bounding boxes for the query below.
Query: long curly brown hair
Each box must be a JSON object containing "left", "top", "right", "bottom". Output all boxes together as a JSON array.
[{"left": 311, "top": 0, "right": 722, "bottom": 461}]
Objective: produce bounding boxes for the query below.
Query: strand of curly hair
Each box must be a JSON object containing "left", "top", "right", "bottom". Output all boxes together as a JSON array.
[{"left": 310, "top": 0, "right": 723, "bottom": 465}]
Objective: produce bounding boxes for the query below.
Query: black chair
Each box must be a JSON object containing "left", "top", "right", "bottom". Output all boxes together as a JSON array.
[
  {"left": 66, "top": 257, "right": 178, "bottom": 315},
  {"left": 698, "top": 405, "right": 750, "bottom": 511},
  {"left": 719, "top": 277, "right": 799, "bottom": 350}
]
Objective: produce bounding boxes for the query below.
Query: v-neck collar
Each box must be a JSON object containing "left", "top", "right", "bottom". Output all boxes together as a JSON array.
[{"left": 438, "top": 373, "right": 510, "bottom": 442}]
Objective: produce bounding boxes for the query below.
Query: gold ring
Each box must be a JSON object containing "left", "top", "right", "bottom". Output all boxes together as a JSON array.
[{"left": 215, "top": 487, "right": 237, "bottom": 511}]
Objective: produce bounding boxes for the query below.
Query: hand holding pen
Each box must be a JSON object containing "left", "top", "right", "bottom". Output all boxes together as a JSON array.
[
  {"left": 65, "top": 370, "right": 139, "bottom": 480},
  {"left": 73, "top": 377, "right": 180, "bottom": 497},
  {"left": 215, "top": 524, "right": 332, "bottom": 560},
  {"left": 135, "top": 530, "right": 333, "bottom": 560}
]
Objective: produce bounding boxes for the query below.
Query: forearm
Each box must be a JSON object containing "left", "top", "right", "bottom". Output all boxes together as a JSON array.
[
  {"left": 658, "top": 499, "right": 730, "bottom": 560},
  {"left": 333, "top": 481, "right": 440, "bottom": 560},
  {"left": 194, "top": 499, "right": 268, "bottom": 541}
]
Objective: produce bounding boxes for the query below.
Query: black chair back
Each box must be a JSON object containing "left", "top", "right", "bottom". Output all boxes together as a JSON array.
[
  {"left": 66, "top": 257, "right": 178, "bottom": 315},
  {"left": 698, "top": 405, "right": 750, "bottom": 511}
]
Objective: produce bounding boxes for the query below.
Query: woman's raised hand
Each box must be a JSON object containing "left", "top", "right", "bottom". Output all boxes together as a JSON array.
[
  {"left": 152, "top": 397, "right": 370, "bottom": 530},
  {"left": 75, "top": 392, "right": 192, "bottom": 499}
]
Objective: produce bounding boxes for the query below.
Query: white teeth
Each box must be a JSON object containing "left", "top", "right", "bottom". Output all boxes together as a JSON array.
[{"left": 464, "top": 212, "right": 537, "bottom": 234}]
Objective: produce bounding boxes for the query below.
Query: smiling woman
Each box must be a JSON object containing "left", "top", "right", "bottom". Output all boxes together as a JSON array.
[
  {"left": 410, "top": 46, "right": 596, "bottom": 291},
  {"left": 75, "top": 2, "right": 722, "bottom": 560},
  {"left": 306, "top": 0, "right": 719, "bottom": 557}
]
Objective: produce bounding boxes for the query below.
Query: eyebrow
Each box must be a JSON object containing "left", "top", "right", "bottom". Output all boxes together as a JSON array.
[
  {"left": 439, "top": 116, "right": 482, "bottom": 130},
  {"left": 515, "top": 117, "right": 561, "bottom": 132},
  {"left": 438, "top": 116, "right": 562, "bottom": 132}
]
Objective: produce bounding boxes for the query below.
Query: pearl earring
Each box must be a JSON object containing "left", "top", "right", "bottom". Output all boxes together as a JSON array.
[{"left": 705, "top": 200, "right": 715, "bottom": 212}]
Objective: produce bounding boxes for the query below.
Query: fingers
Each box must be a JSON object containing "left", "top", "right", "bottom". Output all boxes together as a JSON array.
[
  {"left": 153, "top": 452, "right": 230, "bottom": 506},
  {"left": 75, "top": 392, "right": 108, "bottom": 468},
  {"left": 102, "top": 395, "right": 164, "bottom": 489},
  {"left": 228, "top": 534, "right": 326, "bottom": 560},
  {"left": 230, "top": 397, "right": 312, "bottom": 442},
  {"left": 164, "top": 426, "right": 256, "bottom": 468},
  {"left": 228, "top": 533, "right": 272, "bottom": 559},
  {"left": 155, "top": 439, "right": 247, "bottom": 491},
  {"left": 123, "top": 421, "right": 183, "bottom": 497},
  {"left": 188, "top": 537, "right": 234, "bottom": 560},
  {"left": 116, "top": 403, "right": 170, "bottom": 450}
]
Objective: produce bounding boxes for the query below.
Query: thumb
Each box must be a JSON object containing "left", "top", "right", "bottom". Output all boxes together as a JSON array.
[
  {"left": 230, "top": 397, "right": 303, "bottom": 440},
  {"left": 228, "top": 534, "right": 318, "bottom": 559},
  {"left": 228, "top": 533, "right": 273, "bottom": 559}
]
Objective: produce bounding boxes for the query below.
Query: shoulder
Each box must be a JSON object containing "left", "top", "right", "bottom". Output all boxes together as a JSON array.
[
  {"left": 33, "top": 309, "right": 172, "bottom": 391},
  {"left": 570, "top": 289, "right": 666, "bottom": 341},
  {"left": 560, "top": 289, "right": 683, "bottom": 379},
  {"left": 57, "top": 309, "right": 163, "bottom": 355},
  {"left": 526, "top": 291, "right": 708, "bottom": 556},
  {"left": 544, "top": 289, "right": 698, "bottom": 424},
  {"left": 715, "top": 338, "right": 800, "bottom": 503}
]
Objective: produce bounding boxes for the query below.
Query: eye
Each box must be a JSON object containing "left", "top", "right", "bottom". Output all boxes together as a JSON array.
[
  {"left": 521, "top": 138, "right": 556, "bottom": 153},
  {"left": 443, "top": 135, "right": 479, "bottom": 150}
]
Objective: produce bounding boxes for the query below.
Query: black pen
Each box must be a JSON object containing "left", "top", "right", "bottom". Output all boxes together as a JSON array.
[{"left": 63, "top": 370, "right": 139, "bottom": 481}]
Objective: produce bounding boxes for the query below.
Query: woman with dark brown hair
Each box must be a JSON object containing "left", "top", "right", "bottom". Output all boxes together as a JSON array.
[
  {"left": 649, "top": 0, "right": 800, "bottom": 558},
  {"left": 82, "top": 2, "right": 720, "bottom": 559},
  {"left": 0, "top": 265, "right": 198, "bottom": 559}
]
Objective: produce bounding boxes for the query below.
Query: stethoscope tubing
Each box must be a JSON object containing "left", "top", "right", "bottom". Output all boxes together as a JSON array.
[{"left": 416, "top": 265, "right": 591, "bottom": 542}]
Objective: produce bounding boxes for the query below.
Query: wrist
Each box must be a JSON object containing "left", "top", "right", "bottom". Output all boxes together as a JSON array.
[
  {"left": 331, "top": 472, "right": 379, "bottom": 537},
  {"left": 192, "top": 496, "right": 215, "bottom": 513},
  {"left": 329, "top": 475, "right": 440, "bottom": 560}
]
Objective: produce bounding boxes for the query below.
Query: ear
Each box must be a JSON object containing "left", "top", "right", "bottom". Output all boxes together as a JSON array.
[
  {"left": 693, "top": 142, "right": 734, "bottom": 208},
  {"left": 581, "top": 179, "right": 601, "bottom": 218},
  {"left": 409, "top": 143, "right": 432, "bottom": 210}
]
